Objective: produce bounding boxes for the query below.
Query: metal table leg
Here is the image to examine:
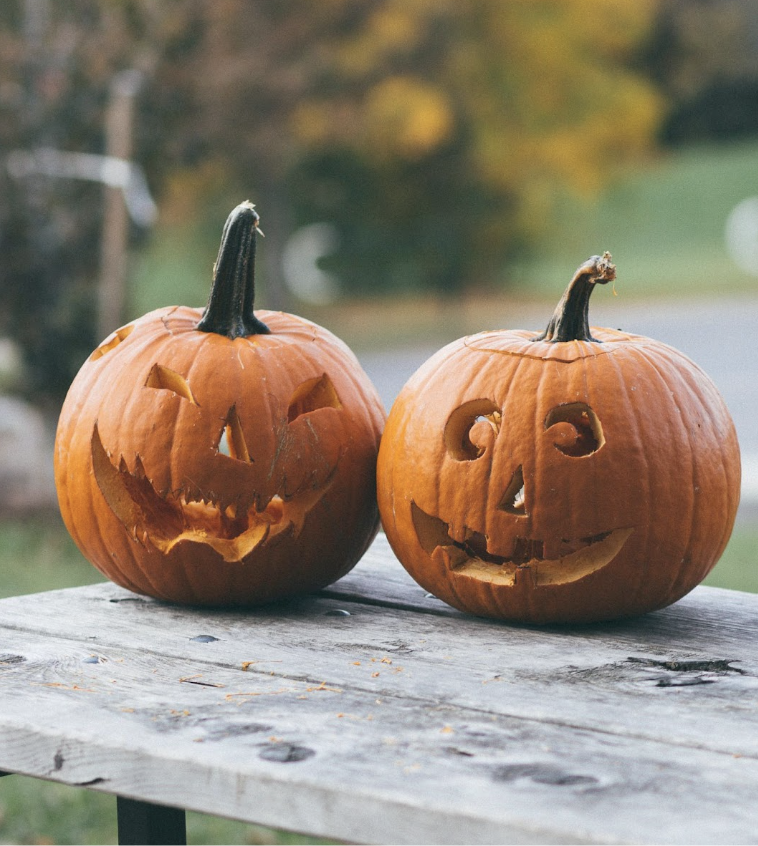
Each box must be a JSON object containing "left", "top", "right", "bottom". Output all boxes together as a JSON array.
[{"left": 117, "top": 796, "right": 186, "bottom": 845}]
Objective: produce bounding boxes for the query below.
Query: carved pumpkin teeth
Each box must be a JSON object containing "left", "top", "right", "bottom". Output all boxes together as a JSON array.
[
  {"left": 90, "top": 424, "right": 333, "bottom": 563},
  {"left": 411, "top": 501, "right": 632, "bottom": 586}
]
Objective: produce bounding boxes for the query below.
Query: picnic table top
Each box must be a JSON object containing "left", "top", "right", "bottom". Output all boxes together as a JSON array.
[{"left": 0, "top": 533, "right": 757, "bottom": 845}]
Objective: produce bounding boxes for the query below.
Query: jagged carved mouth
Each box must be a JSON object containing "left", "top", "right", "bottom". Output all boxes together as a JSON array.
[
  {"left": 411, "top": 502, "right": 633, "bottom": 586},
  {"left": 91, "top": 424, "right": 333, "bottom": 563}
]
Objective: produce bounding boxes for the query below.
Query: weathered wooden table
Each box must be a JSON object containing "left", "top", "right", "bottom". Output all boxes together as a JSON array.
[{"left": 1, "top": 533, "right": 757, "bottom": 844}]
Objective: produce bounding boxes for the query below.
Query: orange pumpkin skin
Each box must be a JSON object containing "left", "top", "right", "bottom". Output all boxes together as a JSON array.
[
  {"left": 377, "top": 255, "right": 741, "bottom": 624},
  {"left": 55, "top": 204, "right": 385, "bottom": 606}
]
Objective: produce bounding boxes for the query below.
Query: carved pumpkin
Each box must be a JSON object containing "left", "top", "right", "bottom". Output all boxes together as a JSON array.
[
  {"left": 55, "top": 202, "right": 385, "bottom": 605},
  {"left": 377, "top": 253, "right": 741, "bottom": 624}
]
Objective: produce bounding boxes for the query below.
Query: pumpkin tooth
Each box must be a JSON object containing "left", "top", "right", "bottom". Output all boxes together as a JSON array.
[
  {"left": 447, "top": 523, "right": 469, "bottom": 545},
  {"left": 432, "top": 545, "right": 469, "bottom": 571}
]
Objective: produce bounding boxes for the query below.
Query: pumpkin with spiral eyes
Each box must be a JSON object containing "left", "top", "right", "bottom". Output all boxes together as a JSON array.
[
  {"left": 55, "top": 202, "right": 385, "bottom": 606},
  {"left": 377, "top": 253, "right": 740, "bottom": 624}
]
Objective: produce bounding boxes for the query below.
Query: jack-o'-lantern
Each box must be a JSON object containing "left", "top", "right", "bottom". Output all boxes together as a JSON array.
[
  {"left": 377, "top": 253, "right": 740, "bottom": 624},
  {"left": 55, "top": 202, "right": 385, "bottom": 606}
]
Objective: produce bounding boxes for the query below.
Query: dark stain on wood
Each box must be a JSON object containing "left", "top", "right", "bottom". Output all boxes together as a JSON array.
[
  {"left": 492, "top": 763, "right": 598, "bottom": 787},
  {"left": 258, "top": 743, "right": 315, "bottom": 763},
  {"left": 203, "top": 722, "right": 273, "bottom": 742},
  {"left": 626, "top": 657, "right": 746, "bottom": 675}
]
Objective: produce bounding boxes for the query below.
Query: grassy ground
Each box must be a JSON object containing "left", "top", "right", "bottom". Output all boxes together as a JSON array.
[
  {"left": 510, "top": 140, "right": 758, "bottom": 299},
  {"left": 0, "top": 775, "right": 319, "bottom": 846}
]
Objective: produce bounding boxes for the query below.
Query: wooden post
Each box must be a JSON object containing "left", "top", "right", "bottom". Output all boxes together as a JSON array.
[
  {"left": 98, "top": 70, "right": 141, "bottom": 342},
  {"left": 116, "top": 796, "right": 186, "bottom": 845}
]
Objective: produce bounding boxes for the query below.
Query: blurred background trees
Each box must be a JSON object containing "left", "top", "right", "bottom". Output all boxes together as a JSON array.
[
  {"left": 646, "top": 0, "right": 758, "bottom": 145},
  {"left": 1, "top": 0, "right": 757, "bottom": 403}
]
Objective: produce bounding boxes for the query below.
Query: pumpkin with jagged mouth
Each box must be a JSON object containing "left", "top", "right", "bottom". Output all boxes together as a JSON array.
[
  {"left": 377, "top": 254, "right": 740, "bottom": 624},
  {"left": 55, "top": 203, "right": 385, "bottom": 606},
  {"left": 88, "top": 370, "right": 344, "bottom": 565}
]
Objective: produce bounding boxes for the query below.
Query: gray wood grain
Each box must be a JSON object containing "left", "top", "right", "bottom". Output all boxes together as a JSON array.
[{"left": 0, "top": 534, "right": 757, "bottom": 844}]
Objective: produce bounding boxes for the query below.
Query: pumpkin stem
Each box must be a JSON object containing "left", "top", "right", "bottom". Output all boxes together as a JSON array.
[
  {"left": 533, "top": 252, "right": 616, "bottom": 343},
  {"left": 197, "top": 201, "right": 271, "bottom": 338}
]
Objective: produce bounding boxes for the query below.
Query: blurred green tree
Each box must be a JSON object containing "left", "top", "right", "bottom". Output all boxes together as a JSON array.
[
  {"left": 645, "top": 0, "right": 758, "bottom": 145},
  {"left": 0, "top": 0, "right": 194, "bottom": 403},
  {"left": 173, "top": 0, "right": 664, "bottom": 297},
  {"left": 0, "top": 0, "right": 663, "bottom": 401}
]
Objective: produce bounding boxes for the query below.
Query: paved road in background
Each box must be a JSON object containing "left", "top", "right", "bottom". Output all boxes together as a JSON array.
[{"left": 357, "top": 293, "right": 758, "bottom": 512}]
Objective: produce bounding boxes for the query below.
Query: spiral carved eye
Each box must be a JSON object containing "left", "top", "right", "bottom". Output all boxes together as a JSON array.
[
  {"left": 545, "top": 402, "right": 604, "bottom": 457},
  {"left": 444, "top": 399, "right": 502, "bottom": 461}
]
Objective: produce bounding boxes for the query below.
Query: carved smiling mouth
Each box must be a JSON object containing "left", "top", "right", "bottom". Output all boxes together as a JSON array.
[
  {"left": 91, "top": 425, "right": 332, "bottom": 563},
  {"left": 411, "top": 502, "right": 633, "bottom": 587}
]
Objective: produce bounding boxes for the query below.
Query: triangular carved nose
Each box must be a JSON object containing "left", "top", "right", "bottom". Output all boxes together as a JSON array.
[
  {"left": 216, "top": 405, "right": 252, "bottom": 462},
  {"left": 498, "top": 465, "right": 527, "bottom": 515}
]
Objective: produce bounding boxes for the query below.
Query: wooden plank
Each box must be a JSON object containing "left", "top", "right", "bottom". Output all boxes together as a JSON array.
[
  {"left": 1, "top": 535, "right": 758, "bottom": 843},
  {"left": 1, "top": 555, "right": 757, "bottom": 760},
  {"left": 324, "top": 533, "right": 444, "bottom": 611},
  {"left": 0, "top": 627, "right": 757, "bottom": 844}
]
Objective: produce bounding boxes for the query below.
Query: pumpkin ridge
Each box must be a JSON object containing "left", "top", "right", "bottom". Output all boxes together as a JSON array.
[
  {"left": 490, "top": 347, "right": 533, "bottom": 531},
  {"left": 82, "top": 328, "right": 180, "bottom": 598},
  {"left": 634, "top": 342, "right": 731, "bottom": 597},
  {"left": 634, "top": 344, "right": 700, "bottom": 597},
  {"left": 602, "top": 346, "right": 653, "bottom": 611},
  {"left": 317, "top": 334, "right": 386, "bottom": 427},
  {"left": 167, "top": 337, "right": 206, "bottom": 499}
]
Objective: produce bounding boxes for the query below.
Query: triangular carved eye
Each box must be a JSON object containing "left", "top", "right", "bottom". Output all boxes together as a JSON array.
[
  {"left": 216, "top": 405, "right": 252, "bottom": 462},
  {"left": 144, "top": 364, "right": 198, "bottom": 404},
  {"left": 287, "top": 374, "right": 342, "bottom": 423}
]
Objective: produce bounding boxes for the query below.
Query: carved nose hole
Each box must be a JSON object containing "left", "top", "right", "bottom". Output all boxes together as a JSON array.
[
  {"left": 216, "top": 406, "right": 252, "bottom": 462},
  {"left": 499, "top": 465, "right": 527, "bottom": 515}
]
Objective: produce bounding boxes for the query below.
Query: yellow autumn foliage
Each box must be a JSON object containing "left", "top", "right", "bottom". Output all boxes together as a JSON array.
[
  {"left": 291, "top": 0, "right": 663, "bottom": 203},
  {"left": 175, "top": 0, "right": 666, "bottom": 289},
  {"left": 362, "top": 76, "right": 454, "bottom": 160}
]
